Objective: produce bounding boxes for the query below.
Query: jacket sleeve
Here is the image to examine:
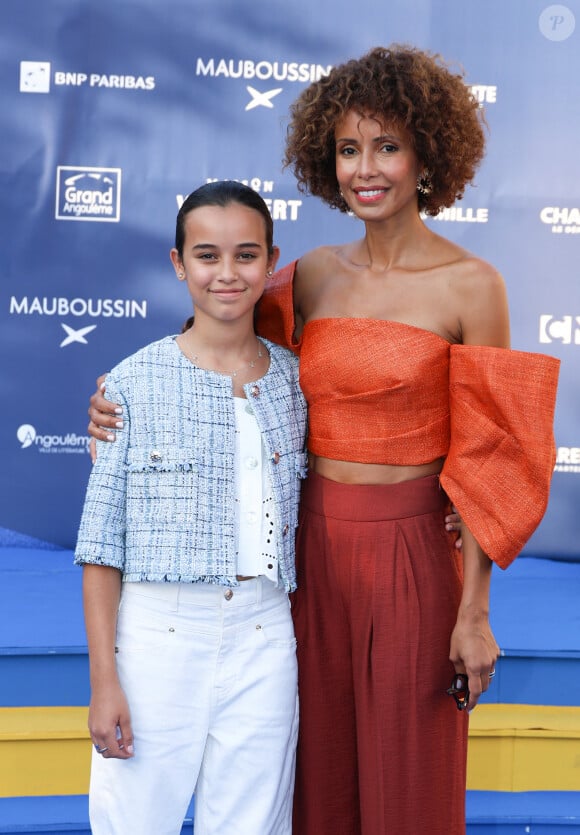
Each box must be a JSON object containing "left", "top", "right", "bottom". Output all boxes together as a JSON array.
[
  {"left": 256, "top": 261, "right": 301, "bottom": 353},
  {"left": 74, "top": 375, "right": 130, "bottom": 570},
  {"left": 440, "top": 345, "right": 560, "bottom": 569}
]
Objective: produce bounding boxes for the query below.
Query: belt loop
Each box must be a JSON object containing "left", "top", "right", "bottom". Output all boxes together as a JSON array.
[{"left": 256, "top": 576, "right": 263, "bottom": 606}]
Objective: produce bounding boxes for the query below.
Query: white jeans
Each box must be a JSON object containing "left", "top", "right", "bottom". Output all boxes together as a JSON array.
[{"left": 89, "top": 578, "right": 298, "bottom": 835}]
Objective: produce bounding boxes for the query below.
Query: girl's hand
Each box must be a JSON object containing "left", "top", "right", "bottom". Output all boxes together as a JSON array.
[{"left": 89, "top": 682, "right": 134, "bottom": 760}]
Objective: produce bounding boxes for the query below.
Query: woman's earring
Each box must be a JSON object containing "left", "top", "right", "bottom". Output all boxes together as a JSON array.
[
  {"left": 267, "top": 270, "right": 273, "bottom": 276},
  {"left": 177, "top": 272, "right": 185, "bottom": 280},
  {"left": 416, "top": 171, "right": 432, "bottom": 196}
]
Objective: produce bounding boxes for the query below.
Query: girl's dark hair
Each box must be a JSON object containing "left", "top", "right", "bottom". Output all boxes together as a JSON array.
[
  {"left": 284, "top": 45, "right": 486, "bottom": 216},
  {"left": 175, "top": 180, "right": 274, "bottom": 257},
  {"left": 177, "top": 180, "right": 274, "bottom": 334}
]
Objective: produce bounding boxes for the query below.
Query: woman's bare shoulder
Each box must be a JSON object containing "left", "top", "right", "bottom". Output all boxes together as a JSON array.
[
  {"left": 449, "top": 251, "right": 506, "bottom": 297},
  {"left": 296, "top": 245, "right": 341, "bottom": 277},
  {"left": 449, "top": 254, "right": 510, "bottom": 347}
]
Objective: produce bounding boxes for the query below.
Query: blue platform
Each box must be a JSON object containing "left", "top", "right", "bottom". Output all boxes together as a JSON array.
[
  {"left": 1, "top": 547, "right": 579, "bottom": 707},
  {"left": 0, "top": 796, "right": 194, "bottom": 834},
  {"left": 0, "top": 548, "right": 88, "bottom": 707},
  {"left": 1, "top": 547, "right": 579, "bottom": 832}
]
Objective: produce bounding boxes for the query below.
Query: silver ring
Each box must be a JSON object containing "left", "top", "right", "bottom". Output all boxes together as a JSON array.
[
  {"left": 489, "top": 670, "right": 496, "bottom": 678},
  {"left": 94, "top": 744, "right": 109, "bottom": 754}
]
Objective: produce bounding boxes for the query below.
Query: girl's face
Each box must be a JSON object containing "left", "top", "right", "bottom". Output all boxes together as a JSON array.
[
  {"left": 170, "top": 203, "right": 279, "bottom": 327},
  {"left": 334, "top": 110, "right": 422, "bottom": 223}
]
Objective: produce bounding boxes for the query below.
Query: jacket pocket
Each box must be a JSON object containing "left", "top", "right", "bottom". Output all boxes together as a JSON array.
[
  {"left": 126, "top": 447, "right": 198, "bottom": 474},
  {"left": 126, "top": 447, "right": 199, "bottom": 524}
]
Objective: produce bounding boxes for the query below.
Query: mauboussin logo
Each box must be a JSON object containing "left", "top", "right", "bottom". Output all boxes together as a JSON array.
[
  {"left": 56, "top": 166, "right": 122, "bottom": 222},
  {"left": 17, "top": 424, "right": 90, "bottom": 455}
]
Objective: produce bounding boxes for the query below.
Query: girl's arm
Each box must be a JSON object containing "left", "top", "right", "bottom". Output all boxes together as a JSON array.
[{"left": 83, "top": 564, "right": 134, "bottom": 758}]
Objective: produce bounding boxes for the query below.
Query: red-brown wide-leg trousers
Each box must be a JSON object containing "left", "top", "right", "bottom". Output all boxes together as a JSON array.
[{"left": 291, "top": 472, "right": 468, "bottom": 835}]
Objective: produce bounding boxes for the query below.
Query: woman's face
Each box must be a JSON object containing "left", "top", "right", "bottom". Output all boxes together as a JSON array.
[
  {"left": 170, "top": 203, "right": 278, "bottom": 328},
  {"left": 334, "top": 110, "right": 422, "bottom": 223}
]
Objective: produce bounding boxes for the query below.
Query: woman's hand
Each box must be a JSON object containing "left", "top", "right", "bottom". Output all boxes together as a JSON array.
[
  {"left": 87, "top": 375, "right": 123, "bottom": 462},
  {"left": 449, "top": 607, "right": 499, "bottom": 711},
  {"left": 89, "top": 682, "right": 135, "bottom": 760},
  {"left": 445, "top": 507, "right": 463, "bottom": 550},
  {"left": 449, "top": 525, "right": 499, "bottom": 710}
]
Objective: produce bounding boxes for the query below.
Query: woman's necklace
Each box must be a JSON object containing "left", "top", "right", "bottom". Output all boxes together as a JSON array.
[{"left": 189, "top": 338, "right": 264, "bottom": 378}]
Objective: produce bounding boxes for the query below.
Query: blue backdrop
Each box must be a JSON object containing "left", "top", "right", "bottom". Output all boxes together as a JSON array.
[{"left": 1, "top": 0, "right": 578, "bottom": 559}]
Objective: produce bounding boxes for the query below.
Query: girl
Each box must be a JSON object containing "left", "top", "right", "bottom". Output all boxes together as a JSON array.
[{"left": 75, "top": 180, "right": 307, "bottom": 835}]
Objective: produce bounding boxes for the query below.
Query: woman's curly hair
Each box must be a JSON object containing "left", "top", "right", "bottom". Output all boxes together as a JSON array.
[{"left": 284, "top": 45, "right": 486, "bottom": 216}]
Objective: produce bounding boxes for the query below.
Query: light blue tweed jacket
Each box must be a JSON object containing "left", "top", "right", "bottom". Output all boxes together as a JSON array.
[{"left": 75, "top": 336, "right": 308, "bottom": 592}]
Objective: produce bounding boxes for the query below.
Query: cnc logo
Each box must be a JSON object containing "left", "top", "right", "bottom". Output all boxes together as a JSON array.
[
  {"left": 20, "top": 61, "right": 51, "bottom": 93},
  {"left": 195, "top": 57, "right": 332, "bottom": 110},
  {"left": 55, "top": 166, "right": 122, "bottom": 222},
  {"left": 540, "top": 207, "right": 580, "bottom": 235},
  {"left": 17, "top": 424, "right": 90, "bottom": 455},
  {"left": 539, "top": 315, "right": 580, "bottom": 345}
]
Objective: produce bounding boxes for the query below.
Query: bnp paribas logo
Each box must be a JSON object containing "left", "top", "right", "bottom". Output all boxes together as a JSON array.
[
  {"left": 55, "top": 166, "right": 122, "bottom": 222},
  {"left": 20, "top": 61, "right": 51, "bottom": 93}
]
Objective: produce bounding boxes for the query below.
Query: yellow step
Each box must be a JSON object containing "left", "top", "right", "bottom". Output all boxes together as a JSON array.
[
  {"left": 0, "top": 707, "right": 90, "bottom": 797},
  {"left": 467, "top": 703, "right": 580, "bottom": 791},
  {"left": 1, "top": 704, "right": 580, "bottom": 797}
]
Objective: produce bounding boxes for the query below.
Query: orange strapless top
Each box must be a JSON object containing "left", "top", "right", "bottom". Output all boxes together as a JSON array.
[{"left": 257, "top": 261, "right": 560, "bottom": 569}]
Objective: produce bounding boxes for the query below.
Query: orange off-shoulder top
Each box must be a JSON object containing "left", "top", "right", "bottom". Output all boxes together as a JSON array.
[{"left": 257, "top": 261, "right": 560, "bottom": 570}]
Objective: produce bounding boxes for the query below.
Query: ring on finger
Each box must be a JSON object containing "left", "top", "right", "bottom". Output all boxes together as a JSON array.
[{"left": 94, "top": 744, "right": 109, "bottom": 754}]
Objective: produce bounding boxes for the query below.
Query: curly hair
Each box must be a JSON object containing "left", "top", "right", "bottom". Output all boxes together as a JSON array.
[{"left": 284, "top": 45, "right": 486, "bottom": 216}]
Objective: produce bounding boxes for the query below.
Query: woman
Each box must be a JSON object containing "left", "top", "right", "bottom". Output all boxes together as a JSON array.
[{"left": 88, "top": 46, "right": 559, "bottom": 835}]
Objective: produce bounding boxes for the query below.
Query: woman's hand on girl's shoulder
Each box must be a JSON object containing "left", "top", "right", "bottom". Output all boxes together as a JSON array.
[{"left": 88, "top": 375, "right": 123, "bottom": 459}]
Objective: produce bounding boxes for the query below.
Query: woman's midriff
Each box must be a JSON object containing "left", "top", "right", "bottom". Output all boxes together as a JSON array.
[{"left": 308, "top": 454, "right": 445, "bottom": 485}]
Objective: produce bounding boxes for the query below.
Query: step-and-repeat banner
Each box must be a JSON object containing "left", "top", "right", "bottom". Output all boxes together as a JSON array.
[{"left": 1, "top": 0, "right": 578, "bottom": 559}]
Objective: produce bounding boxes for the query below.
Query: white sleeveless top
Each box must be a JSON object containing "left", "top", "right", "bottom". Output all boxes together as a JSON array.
[{"left": 233, "top": 397, "right": 279, "bottom": 584}]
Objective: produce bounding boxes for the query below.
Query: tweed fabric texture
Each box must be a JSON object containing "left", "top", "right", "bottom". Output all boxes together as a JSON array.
[
  {"left": 75, "top": 336, "right": 308, "bottom": 591},
  {"left": 258, "top": 261, "right": 560, "bottom": 569}
]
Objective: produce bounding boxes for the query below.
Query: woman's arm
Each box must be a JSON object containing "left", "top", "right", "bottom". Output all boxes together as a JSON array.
[
  {"left": 449, "top": 257, "right": 510, "bottom": 708},
  {"left": 83, "top": 564, "right": 134, "bottom": 759},
  {"left": 449, "top": 527, "right": 499, "bottom": 709}
]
